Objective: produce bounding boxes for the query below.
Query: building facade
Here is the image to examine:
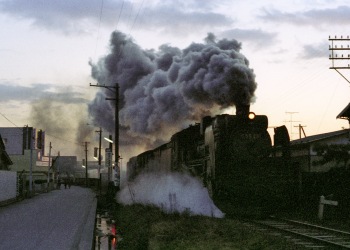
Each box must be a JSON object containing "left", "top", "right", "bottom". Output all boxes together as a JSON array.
[
  {"left": 289, "top": 129, "right": 350, "bottom": 173},
  {"left": 0, "top": 127, "right": 47, "bottom": 179},
  {"left": 0, "top": 133, "right": 12, "bottom": 170}
]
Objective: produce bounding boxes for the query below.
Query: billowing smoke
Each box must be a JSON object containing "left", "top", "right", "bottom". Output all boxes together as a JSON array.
[
  {"left": 117, "top": 172, "right": 225, "bottom": 218},
  {"left": 88, "top": 31, "right": 257, "bottom": 152},
  {"left": 30, "top": 97, "right": 88, "bottom": 156}
]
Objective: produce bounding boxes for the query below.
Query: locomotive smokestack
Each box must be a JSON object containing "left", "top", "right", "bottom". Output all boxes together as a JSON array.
[{"left": 236, "top": 104, "right": 250, "bottom": 116}]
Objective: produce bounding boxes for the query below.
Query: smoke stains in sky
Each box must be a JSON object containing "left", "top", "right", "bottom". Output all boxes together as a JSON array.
[{"left": 88, "top": 31, "right": 257, "bottom": 149}]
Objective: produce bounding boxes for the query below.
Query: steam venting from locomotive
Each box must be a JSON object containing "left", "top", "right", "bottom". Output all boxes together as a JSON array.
[
  {"left": 117, "top": 172, "right": 225, "bottom": 218},
  {"left": 88, "top": 31, "right": 257, "bottom": 149}
]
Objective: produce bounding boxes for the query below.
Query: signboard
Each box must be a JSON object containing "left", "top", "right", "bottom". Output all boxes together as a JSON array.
[
  {"left": 105, "top": 148, "right": 112, "bottom": 168},
  {"left": 321, "top": 199, "right": 338, "bottom": 206},
  {"left": 318, "top": 195, "right": 338, "bottom": 220}
]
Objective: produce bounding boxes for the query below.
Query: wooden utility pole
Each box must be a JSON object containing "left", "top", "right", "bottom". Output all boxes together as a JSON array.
[
  {"left": 29, "top": 127, "right": 34, "bottom": 196},
  {"left": 294, "top": 124, "right": 307, "bottom": 139},
  {"left": 95, "top": 127, "right": 102, "bottom": 166},
  {"left": 84, "top": 141, "right": 89, "bottom": 187},
  {"left": 329, "top": 35, "right": 350, "bottom": 84},
  {"left": 90, "top": 82, "right": 120, "bottom": 188},
  {"left": 47, "top": 142, "right": 52, "bottom": 189}
]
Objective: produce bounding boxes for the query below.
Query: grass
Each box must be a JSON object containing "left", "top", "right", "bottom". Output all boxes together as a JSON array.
[{"left": 112, "top": 203, "right": 304, "bottom": 250}]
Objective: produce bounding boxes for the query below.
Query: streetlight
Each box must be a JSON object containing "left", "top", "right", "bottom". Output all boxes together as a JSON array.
[{"left": 104, "top": 137, "right": 113, "bottom": 143}]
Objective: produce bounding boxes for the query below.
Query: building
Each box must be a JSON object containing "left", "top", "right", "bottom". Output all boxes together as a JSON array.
[
  {"left": 0, "top": 127, "right": 47, "bottom": 179},
  {"left": 289, "top": 129, "right": 350, "bottom": 173},
  {"left": 0, "top": 133, "right": 13, "bottom": 170},
  {"left": 286, "top": 103, "right": 350, "bottom": 173}
]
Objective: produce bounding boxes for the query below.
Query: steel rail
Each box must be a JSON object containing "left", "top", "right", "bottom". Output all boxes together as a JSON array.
[{"left": 251, "top": 217, "right": 350, "bottom": 249}]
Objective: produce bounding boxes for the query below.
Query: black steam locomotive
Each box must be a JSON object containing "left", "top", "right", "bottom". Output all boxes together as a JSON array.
[{"left": 127, "top": 105, "right": 296, "bottom": 216}]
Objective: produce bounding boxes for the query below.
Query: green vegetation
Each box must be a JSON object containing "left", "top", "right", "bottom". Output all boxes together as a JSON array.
[{"left": 112, "top": 204, "right": 303, "bottom": 250}]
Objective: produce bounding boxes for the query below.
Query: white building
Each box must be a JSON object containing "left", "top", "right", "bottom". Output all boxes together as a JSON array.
[{"left": 0, "top": 127, "right": 47, "bottom": 180}]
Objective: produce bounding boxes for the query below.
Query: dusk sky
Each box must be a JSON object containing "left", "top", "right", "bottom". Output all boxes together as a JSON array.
[{"left": 0, "top": 0, "right": 350, "bottom": 159}]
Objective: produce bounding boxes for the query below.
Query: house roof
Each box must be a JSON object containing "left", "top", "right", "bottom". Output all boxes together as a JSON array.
[
  {"left": 290, "top": 129, "right": 350, "bottom": 145},
  {"left": 337, "top": 103, "right": 350, "bottom": 121}
]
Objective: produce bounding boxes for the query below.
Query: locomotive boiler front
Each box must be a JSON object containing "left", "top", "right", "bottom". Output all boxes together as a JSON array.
[
  {"left": 210, "top": 106, "right": 272, "bottom": 170},
  {"left": 204, "top": 105, "right": 273, "bottom": 213}
]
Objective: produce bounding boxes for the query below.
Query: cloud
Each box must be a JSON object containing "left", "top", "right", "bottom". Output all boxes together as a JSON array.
[
  {"left": 135, "top": 6, "right": 232, "bottom": 36},
  {"left": 0, "top": 0, "right": 232, "bottom": 36},
  {"left": 0, "top": 82, "right": 88, "bottom": 104},
  {"left": 260, "top": 6, "right": 350, "bottom": 27},
  {"left": 0, "top": 0, "right": 125, "bottom": 34},
  {"left": 220, "top": 28, "right": 278, "bottom": 48},
  {"left": 301, "top": 42, "right": 328, "bottom": 59}
]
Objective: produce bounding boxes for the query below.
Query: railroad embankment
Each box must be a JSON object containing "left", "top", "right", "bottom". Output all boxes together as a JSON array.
[{"left": 111, "top": 204, "right": 304, "bottom": 250}]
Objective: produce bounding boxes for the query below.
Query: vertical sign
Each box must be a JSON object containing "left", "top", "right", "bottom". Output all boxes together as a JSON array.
[{"left": 105, "top": 148, "right": 112, "bottom": 182}]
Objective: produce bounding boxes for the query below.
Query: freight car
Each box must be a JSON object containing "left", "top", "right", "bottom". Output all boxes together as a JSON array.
[{"left": 127, "top": 105, "right": 297, "bottom": 217}]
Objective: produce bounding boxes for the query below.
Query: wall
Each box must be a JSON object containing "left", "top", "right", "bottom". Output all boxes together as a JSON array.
[
  {"left": 0, "top": 170, "right": 17, "bottom": 201},
  {"left": 0, "top": 127, "right": 25, "bottom": 155},
  {"left": 9, "top": 149, "right": 37, "bottom": 172}
]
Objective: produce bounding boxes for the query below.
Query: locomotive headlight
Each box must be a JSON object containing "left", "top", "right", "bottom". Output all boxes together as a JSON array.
[{"left": 248, "top": 112, "right": 256, "bottom": 120}]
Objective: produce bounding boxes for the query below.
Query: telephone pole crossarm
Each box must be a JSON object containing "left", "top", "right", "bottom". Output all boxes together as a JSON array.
[{"left": 329, "top": 35, "right": 350, "bottom": 84}]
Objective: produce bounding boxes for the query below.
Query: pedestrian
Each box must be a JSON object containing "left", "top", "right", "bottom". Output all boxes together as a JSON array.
[
  {"left": 68, "top": 178, "right": 71, "bottom": 189},
  {"left": 64, "top": 179, "right": 67, "bottom": 189}
]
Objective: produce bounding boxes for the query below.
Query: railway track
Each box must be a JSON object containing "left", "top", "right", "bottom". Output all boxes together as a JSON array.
[{"left": 245, "top": 217, "right": 350, "bottom": 249}]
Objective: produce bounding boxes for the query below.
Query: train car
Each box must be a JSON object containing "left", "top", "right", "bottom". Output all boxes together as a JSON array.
[{"left": 127, "top": 105, "right": 296, "bottom": 217}]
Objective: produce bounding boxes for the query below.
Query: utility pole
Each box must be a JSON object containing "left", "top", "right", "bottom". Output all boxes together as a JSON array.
[
  {"left": 84, "top": 141, "right": 89, "bottom": 187},
  {"left": 47, "top": 142, "right": 52, "bottom": 190},
  {"left": 294, "top": 124, "right": 307, "bottom": 139},
  {"left": 329, "top": 36, "right": 350, "bottom": 129},
  {"left": 329, "top": 35, "right": 350, "bottom": 84},
  {"left": 95, "top": 127, "right": 102, "bottom": 166},
  {"left": 90, "top": 82, "right": 120, "bottom": 188},
  {"left": 29, "top": 127, "right": 34, "bottom": 197}
]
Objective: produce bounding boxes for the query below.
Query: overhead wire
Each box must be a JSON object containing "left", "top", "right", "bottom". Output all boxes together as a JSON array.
[
  {"left": 130, "top": 0, "right": 145, "bottom": 32},
  {"left": 115, "top": 0, "right": 125, "bottom": 30},
  {"left": 259, "top": 38, "right": 348, "bottom": 138},
  {"left": 0, "top": 108, "right": 81, "bottom": 157},
  {"left": 0, "top": 111, "right": 20, "bottom": 128},
  {"left": 93, "top": 0, "right": 105, "bottom": 63}
]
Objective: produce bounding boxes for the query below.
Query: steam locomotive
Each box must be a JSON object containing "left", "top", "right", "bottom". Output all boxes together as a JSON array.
[{"left": 127, "top": 105, "right": 296, "bottom": 216}]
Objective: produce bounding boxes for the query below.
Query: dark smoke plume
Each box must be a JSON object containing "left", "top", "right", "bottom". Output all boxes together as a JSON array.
[{"left": 88, "top": 31, "right": 257, "bottom": 150}]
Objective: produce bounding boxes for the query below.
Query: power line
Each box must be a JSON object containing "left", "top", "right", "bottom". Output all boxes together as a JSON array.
[
  {"left": 130, "top": 0, "right": 145, "bottom": 31},
  {"left": 0, "top": 111, "right": 20, "bottom": 128},
  {"left": 115, "top": 0, "right": 125, "bottom": 30},
  {"left": 93, "top": 0, "right": 105, "bottom": 62}
]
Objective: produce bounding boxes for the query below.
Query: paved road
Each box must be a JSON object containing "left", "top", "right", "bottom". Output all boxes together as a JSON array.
[{"left": 0, "top": 186, "right": 97, "bottom": 250}]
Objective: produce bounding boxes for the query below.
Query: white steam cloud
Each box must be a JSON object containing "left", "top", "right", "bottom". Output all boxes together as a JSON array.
[{"left": 117, "top": 172, "right": 224, "bottom": 218}]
